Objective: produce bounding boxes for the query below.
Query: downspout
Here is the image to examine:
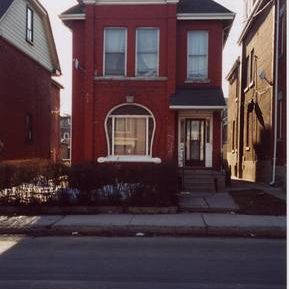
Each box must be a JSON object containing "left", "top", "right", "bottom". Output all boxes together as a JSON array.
[{"left": 270, "top": 0, "right": 280, "bottom": 185}]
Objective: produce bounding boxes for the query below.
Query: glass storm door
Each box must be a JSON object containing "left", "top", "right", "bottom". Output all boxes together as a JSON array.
[{"left": 185, "top": 119, "right": 205, "bottom": 166}]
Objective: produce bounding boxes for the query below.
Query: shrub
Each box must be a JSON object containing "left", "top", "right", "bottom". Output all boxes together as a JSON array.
[
  {"left": 0, "top": 159, "right": 68, "bottom": 189},
  {"left": 68, "top": 161, "right": 178, "bottom": 206}
]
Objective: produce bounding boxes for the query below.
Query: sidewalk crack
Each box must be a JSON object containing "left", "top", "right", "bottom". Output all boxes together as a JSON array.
[
  {"left": 47, "top": 215, "right": 65, "bottom": 229},
  {"left": 200, "top": 214, "right": 209, "bottom": 234}
]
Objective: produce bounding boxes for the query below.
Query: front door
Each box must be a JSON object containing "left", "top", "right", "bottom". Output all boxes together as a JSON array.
[{"left": 185, "top": 119, "right": 206, "bottom": 167}]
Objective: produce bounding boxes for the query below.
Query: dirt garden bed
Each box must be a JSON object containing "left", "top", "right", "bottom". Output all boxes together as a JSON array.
[{"left": 229, "top": 189, "right": 286, "bottom": 216}]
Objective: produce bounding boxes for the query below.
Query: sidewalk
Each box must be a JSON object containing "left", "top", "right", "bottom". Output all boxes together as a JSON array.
[{"left": 0, "top": 213, "right": 285, "bottom": 238}]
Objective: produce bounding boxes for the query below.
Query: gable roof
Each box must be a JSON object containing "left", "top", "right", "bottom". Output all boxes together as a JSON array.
[
  {"left": 0, "top": 0, "right": 13, "bottom": 20},
  {"left": 0, "top": 0, "right": 61, "bottom": 75},
  {"left": 177, "top": 0, "right": 232, "bottom": 14}
]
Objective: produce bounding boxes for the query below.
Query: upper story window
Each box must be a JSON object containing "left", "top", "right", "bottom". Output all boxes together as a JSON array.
[
  {"left": 244, "top": 49, "right": 255, "bottom": 88},
  {"left": 187, "top": 31, "right": 208, "bottom": 80},
  {"left": 136, "top": 28, "right": 159, "bottom": 77},
  {"left": 279, "top": 10, "right": 285, "bottom": 57},
  {"left": 26, "top": 6, "right": 34, "bottom": 44},
  {"left": 104, "top": 28, "right": 127, "bottom": 76}
]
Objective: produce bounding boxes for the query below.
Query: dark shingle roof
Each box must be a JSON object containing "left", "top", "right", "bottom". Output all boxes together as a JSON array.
[
  {"left": 0, "top": 0, "right": 13, "bottom": 19},
  {"left": 61, "top": 4, "right": 85, "bottom": 16},
  {"left": 170, "top": 87, "right": 226, "bottom": 107},
  {"left": 177, "top": 0, "right": 233, "bottom": 14}
]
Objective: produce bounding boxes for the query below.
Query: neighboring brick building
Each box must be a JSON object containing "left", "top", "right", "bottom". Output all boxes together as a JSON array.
[
  {"left": 226, "top": 0, "right": 286, "bottom": 186},
  {"left": 0, "top": 0, "right": 62, "bottom": 162},
  {"left": 61, "top": 0, "right": 234, "bottom": 192}
]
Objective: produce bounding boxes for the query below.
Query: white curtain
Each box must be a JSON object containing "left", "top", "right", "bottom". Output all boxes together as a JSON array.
[
  {"left": 137, "top": 29, "right": 158, "bottom": 76},
  {"left": 114, "top": 118, "right": 146, "bottom": 155},
  {"left": 188, "top": 31, "right": 208, "bottom": 79},
  {"left": 105, "top": 28, "right": 126, "bottom": 75}
]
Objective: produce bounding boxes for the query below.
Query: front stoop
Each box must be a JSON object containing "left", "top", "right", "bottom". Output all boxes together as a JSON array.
[{"left": 179, "top": 169, "right": 225, "bottom": 193}]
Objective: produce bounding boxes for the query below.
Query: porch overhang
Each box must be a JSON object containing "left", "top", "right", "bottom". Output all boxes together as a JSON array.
[{"left": 170, "top": 88, "right": 226, "bottom": 110}]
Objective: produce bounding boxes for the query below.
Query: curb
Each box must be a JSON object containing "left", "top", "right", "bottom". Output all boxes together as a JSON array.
[{"left": 0, "top": 225, "right": 285, "bottom": 239}]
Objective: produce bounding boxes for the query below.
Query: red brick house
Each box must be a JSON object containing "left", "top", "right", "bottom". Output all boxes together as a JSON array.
[
  {"left": 0, "top": 0, "right": 61, "bottom": 162},
  {"left": 226, "top": 0, "right": 286, "bottom": 187},
  {"left": 61, "top": 0, "right": 234, "bottom": 192}
]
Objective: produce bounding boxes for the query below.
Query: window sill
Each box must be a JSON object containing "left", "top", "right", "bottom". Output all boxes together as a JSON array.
[
  {"left": 95, "top": 76, "right": 168, "bottom": 81},
  {"left": 244, "top": 81, "right": 255, "bottom": 93},
  {"left": 185, "top": 79, "right": 210, "bottom": 84},
  {"left": 26, "top": 39, "right": 34, "bottom": 46},
  {"left": 97, "top": 156, "right": 162, "bottom": 164}
]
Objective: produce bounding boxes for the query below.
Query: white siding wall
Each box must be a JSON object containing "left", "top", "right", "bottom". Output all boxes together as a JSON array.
[{"left": 0, "top": 0, "right": 53, "bottom": 71}]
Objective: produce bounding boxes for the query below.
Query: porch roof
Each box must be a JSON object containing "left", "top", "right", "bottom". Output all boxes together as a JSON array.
[{"left": 170, "top": 87, "right": 226, "bottom": 110}]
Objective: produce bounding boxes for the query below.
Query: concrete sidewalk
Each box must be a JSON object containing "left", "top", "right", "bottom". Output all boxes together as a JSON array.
[{"left": 0, "top": 213, "right": 285, "bottom": 238}]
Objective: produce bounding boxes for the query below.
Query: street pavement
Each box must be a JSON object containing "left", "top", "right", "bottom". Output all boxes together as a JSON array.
[
  {"left": 0, "top": 213, "right": 285, "bottom": 238},
  {"left": 0, "top": 236, "right": 285, "bottom": 289}
]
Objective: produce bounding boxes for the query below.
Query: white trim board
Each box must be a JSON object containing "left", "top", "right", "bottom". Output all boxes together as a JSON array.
[
  {"left": 59, "top": 14, "right": 86, "bottom": 20},
  {"left": 170, "top": 105, "right": 225, "bottom": 110},
  {"left": 177, "top": 13, "right": 235, "bottom": 20},
  {"left": 83, "top": 0, "right": 179, "bottom": 4}
]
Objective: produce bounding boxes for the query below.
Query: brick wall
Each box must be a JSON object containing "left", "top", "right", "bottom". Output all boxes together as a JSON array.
[{"left": 0, "top": 37, "right": 58, "bottom": 162}]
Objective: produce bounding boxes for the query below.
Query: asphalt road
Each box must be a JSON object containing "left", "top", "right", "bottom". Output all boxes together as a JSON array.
[{"left": 0, "top": 236, "right": 286, "bottom": 289}]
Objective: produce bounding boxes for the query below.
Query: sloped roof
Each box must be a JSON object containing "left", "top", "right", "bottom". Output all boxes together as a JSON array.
[
  {"left": 177, "top": 0, "right": 233, "bottom": 14},
  {"left": 61, "top": 0, "right": 234, "bottom": 17},
  {"left": 61, "top": 4, "right": 85, "bottom": 15},
  {"left": 0, "top": 0, "right": 13, "bottom": 20},
  {"left": 170, "top": 87, "right": 226, "bottom": 108}
]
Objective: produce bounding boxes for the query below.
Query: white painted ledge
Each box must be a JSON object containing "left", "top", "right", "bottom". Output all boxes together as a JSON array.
[{"left": 97, "top": 156, "right": 162, "bottom": 164}]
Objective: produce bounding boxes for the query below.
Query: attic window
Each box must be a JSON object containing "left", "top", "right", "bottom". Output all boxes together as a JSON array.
[{"left": 26, "top": 6, "right": 34, "bottom": 44}]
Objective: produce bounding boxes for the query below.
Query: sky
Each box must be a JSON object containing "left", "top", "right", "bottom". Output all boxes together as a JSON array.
[{"left": 38, "top": 0, "right": 245, "bottom": 115}]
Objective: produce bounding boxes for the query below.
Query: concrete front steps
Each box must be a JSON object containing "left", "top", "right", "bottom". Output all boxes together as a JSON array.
[{"left": 180, "top": 169, "right": 225, "bottom": 193}]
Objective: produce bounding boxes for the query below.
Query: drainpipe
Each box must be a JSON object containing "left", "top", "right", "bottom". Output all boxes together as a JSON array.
[{"left": 270, "top": 0, "right": 280, "bottom": 185}]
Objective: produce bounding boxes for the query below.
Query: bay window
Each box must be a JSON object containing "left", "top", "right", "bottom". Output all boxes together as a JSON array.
[
  {"left": 106, "top": 104, "right": 155, "bottom": 157},
  {"left": 104, "top": 28, "right": 127, "bottom": 76},
  {"left": 187, "top": 31, "right": 208, "bottom": 80},
  {"left": 136, "top": 28, "right": 159, "bottom": 77}
]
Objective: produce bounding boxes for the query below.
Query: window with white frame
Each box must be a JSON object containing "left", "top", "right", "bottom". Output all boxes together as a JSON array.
[
  {"left": 26, "top": 6, "right": 34, "bottom": 43},
  {"left": 106, "top": 105, "right": 155, "bottom": 156},
  {"left": 136, "top": 28, "right": 159, "bottom": 76},
  {"left": 104, "top": 28, "right": 127, "bottom": 76},
  {"left": 187, "top": 31, "right": 208, "bottom": 80}
]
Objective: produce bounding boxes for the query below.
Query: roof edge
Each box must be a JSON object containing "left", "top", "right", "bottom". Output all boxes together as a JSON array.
[
  {"left": 238, "top": 0, "right": 272, "bottom": 44},
  {"left": 226, "top": 57, "right": 241, "bottom": 80},
  {"left": 60, "top": 13, "right": 86, "bottom": 21}
]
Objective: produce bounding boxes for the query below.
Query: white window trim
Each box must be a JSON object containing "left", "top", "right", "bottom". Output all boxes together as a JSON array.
[
  {"left": 103, "top": 27, "right": 128, "bottom": 77},
  {"left": 110, "top": 115, "right": 151, "bottom": 157},
  {"left": 187, "top": 31, "right": 209, "bottom": 81},
  {"left": 135, "top": 27, "right": 160, "bottom": 77},
  {"left": 100, "top": 103, "right": 160, "bottom": 163}
]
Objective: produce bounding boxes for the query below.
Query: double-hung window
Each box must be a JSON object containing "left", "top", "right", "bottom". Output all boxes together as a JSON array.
[
  {"left": 26, "top": 6, "right": 34, "bottom": 44},
  {"left": 187, "top": 31, "right": 208, "bottom": 80},
  {"left": 104, "top": 28, "right": 127, "bottom": 76},
  {"left": 136, "top": 28, "right": 159, "bottom": 77}
]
